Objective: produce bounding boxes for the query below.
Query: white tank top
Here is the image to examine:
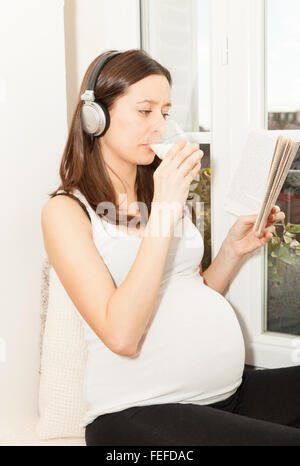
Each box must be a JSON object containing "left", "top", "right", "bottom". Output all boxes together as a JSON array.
[{"left": 59, "top": 189, "right": 245, "bottom": 427}]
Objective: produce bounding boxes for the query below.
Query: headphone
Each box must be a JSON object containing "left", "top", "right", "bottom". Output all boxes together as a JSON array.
[{"left": 80, "top": 51, "right": 121, "bottom": 146}]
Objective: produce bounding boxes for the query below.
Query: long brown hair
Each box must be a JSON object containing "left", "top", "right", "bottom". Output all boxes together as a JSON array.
[{"left": 50, "top": 48, "right": 195, "bottom": 227}]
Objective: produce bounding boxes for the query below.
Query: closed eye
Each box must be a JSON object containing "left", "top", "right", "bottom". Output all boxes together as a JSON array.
[{"left": 139, "top": 110, "right": 170, "bottom": 119}]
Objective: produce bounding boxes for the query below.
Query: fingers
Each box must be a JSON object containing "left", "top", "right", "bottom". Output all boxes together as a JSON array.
[
  {"left": 237, "top": 214, "right": 258, "bottom": 225},
  {"left": 255, "top": 224, "right": 276, "bottom": 238},
  {"left": 267, "top": 205, "right": 285, "bottom": 226},
  {"left": 186, "top": 161, "right": 202, "bottom": 181},
  {"left": 265, "top": 225, "right": 276, "bottom": 233},
  {"left": 240, "top": 206, "right": 284, "bottom": 224},
  {"left": 164, "top": 138, "right": 188, "bottom": 162},
  {"left": 259, "top": 234, "right": 273, "bottom": 245},
  {"left": 169, "top": 142, "right": 201, "bottom": 169},
  {"left": 176, "top": 146, "right": 203, "bottom": 177}
]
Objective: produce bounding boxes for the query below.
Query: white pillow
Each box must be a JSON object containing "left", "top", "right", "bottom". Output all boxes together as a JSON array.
[{"left": 36, "top": 258, "right": 88, "bottom": 440}]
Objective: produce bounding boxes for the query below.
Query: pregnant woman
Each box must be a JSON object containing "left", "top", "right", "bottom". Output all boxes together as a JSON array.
[{"left": 41, "top": 49, "right": 300, "bottom": 445}]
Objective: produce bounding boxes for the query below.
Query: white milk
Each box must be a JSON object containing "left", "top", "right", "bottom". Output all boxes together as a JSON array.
[{"left": 150, "top": 143, "right": 173, "bottom": 160}]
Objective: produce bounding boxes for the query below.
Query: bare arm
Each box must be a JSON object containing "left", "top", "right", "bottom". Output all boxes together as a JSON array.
[
  {"left": 42, "top": 197, "right": 174, "bottom": 358},
  {"left": 200, "top": 239, "right": 242, "bottom": 295},
  {"left": 42, "top": 141, "right": 202, "bottom": 357},
  {"left": 200, "top": 208, "right": 284, "bottom": 295}
]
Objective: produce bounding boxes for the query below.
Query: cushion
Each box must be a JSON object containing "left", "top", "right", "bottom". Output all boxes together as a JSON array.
[
  {"left": 36, "top": 258, "right": 88, "bottom": 440},
  {"left": 0, "top": 417, "right": 86, "bottom": 446}
]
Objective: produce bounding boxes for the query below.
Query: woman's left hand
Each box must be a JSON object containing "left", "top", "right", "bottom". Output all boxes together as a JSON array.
[{"left": 224, "top": 205, "right": 285, "bottom": 258}]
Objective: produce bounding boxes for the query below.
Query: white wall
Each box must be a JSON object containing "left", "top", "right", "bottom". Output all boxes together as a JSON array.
[
  {"left": 0, "top": 0, "right": 68, "bottom": 433},
  {"left": 64, "top": 0, "right": 141, "bottom": 126},
  {"left": 0, "top": 0, "right": 140, "bottom": 434}
]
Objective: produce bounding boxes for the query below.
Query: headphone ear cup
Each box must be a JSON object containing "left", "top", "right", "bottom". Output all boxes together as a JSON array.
[
  {"left": 95, "top": 100, "right": 110, "bottom": 137},
  {"left": 80, "top": 100, "right": 110, "bottom": 137}
]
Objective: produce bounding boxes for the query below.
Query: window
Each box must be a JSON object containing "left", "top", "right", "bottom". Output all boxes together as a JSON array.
[
  {"left": 140, "top": 0, "right": 212, "bottom": 270},
  {"left": 141, "top": 0, "right": 300, "bottom": 367},
  {"left": 211, "top": 0, "right": 300, "bottom": 368},
  {"left": 266, "top": 0, "right": 300, "bottom": 131},
  {"left": 265, "top": 0, "right": 300, "bottom": 337},
  {"left": 197, "top": 0, "right": 210, "bottom": 132}
]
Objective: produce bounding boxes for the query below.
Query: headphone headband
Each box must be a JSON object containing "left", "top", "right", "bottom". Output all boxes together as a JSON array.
[{"left": 86, "top": 51, "right": 121, "bottom": 92}]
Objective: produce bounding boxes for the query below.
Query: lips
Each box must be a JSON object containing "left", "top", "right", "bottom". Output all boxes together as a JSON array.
[{"left": 142, "top": 144, "right": 154, "bottom": 151}]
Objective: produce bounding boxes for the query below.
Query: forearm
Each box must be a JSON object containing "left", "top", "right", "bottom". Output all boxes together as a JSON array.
[
  {"left": 107, "top": 205, "right": 174, "bottom": 354},
  {"left": 202, "top": 239, "right": 242, "bottom": 295}
]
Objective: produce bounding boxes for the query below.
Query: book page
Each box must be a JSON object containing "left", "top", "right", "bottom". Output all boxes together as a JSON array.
[
  {"left": 256, "top": 140, "right": 300, "bottom": 233},
  {"left": 253, "top": 136, "right": 286, "bottom": 231},
  {"left": 223, "top": 129, "right": 278, "bottom": 216}
]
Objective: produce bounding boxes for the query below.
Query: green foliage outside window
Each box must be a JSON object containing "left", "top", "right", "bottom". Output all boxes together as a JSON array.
[
  {"left": 268, "top": 221, "right": 300, "bottom": 287},
  {"left": 190, "top": 167, "right": 211, "bottom": 272}
]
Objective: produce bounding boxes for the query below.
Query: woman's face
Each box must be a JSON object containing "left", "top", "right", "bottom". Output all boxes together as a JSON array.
[{"left": 101, "top": 74, "right": 172, "bottom": 165}]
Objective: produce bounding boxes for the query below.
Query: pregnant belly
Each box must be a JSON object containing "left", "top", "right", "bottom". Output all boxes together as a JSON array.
[{"left": 139, "top": 274, "right": 245, "bottom": 399}]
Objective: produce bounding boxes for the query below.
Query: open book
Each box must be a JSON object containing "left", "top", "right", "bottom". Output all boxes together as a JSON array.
[{"left": 223, "top": 129, "right": 300, "bottom": 234}]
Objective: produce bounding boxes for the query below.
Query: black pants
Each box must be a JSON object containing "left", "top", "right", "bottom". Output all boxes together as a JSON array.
[{"left": 85, "top": 366, "right": 300, "bottom": 446}]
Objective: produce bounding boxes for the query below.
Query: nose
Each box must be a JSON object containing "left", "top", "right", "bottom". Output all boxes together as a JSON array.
[{"left": 152, "top": 113, "right": 167, "bottom": 142}]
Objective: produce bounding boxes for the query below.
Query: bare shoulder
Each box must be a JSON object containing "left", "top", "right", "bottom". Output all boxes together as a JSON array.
[
  {"left": 41, "top": 194, "right": 92, "bottom": 236},
  {"left": 40, "top": 194, "right": 121, "bottom": 353}
]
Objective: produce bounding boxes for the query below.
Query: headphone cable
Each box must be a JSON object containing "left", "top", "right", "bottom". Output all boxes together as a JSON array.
[{"left": 90, "top": 134, "right": 95, "bottom": 152}]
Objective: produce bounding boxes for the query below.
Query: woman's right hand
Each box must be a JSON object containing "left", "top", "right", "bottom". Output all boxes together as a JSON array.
[{"left": 152, "top": 138, "right": 203, "bottom": 229}]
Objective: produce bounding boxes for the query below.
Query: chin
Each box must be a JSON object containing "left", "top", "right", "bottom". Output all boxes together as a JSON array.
[
  {"left": 135, "top": 150, "right": 156, "bottom": 165},
  {"left": 139, "top": 156, "right": 156, "bottom": 166}
]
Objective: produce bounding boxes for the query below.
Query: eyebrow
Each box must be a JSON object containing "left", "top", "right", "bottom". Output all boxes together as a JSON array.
[{"left": 136, "top": 99, "right": 172, "bottom": 107}]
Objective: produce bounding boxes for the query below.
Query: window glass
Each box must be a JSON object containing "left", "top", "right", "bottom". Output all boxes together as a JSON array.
[
  {"left": 266, "top": 0, "right": 300, "bottom": 130},
  {"left": 266, "top": 145, "right": 300, "bottom": 336},
  {"left": 140, "top": 0, "right": 212, "bottom": 270},
  {"left": 265, "top": 0, "right": 300, "bottom": 336},
  {"left": 198, "top": 0, "right": 210, "bottom": 131},
  {"left": 193, "top": 0, "right": 211, "bottom": 270}
]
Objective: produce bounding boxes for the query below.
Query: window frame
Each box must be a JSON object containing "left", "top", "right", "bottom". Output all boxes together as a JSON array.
[
  {"left": 140, "top": 0, "right": 300, "bottom": 367},
  {"left": 211, "top": 0, "right": 300, "bottom": 368}
]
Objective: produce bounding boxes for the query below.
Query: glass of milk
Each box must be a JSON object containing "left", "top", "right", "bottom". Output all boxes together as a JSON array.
[{"left": 150, "top": 118, "right": 190, "bottom": 160}]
